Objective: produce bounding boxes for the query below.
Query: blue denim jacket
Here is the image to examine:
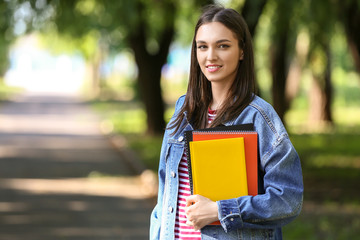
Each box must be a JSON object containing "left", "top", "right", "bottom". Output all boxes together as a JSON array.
[{"left": 150, "top": 95, "right": 303, "bottom": 240}]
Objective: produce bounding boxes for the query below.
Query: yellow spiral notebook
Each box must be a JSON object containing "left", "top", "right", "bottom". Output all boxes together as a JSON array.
[{"left": 189, "top": 137, "right": 248, "bottom": 202}]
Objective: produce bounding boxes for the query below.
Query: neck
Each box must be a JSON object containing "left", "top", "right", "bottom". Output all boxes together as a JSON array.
[{"left": 210, "top": 81, "right": 231, "bottom": 110}]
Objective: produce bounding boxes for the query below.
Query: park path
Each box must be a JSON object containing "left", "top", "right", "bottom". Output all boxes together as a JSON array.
[{"left": 0, "top": 92, "right": 155, "bottom": 240}]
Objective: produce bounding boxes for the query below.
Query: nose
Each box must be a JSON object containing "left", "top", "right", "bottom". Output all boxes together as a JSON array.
[{"left": 207, "top": 47, "right": 218, "bottom": 61}]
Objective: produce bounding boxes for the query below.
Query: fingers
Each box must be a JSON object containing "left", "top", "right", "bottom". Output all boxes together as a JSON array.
[
  {"left": 186, "top": 219, "right": 200, "bottom": 231},
  {"left": 186, "top": 217, "right": 206, "bottom": 231},
  {"left": 186, "top": 194, "right": 198, "bottom": 207},
  {"left": 185, "top": 196, "right": 196, "bottom": 227},
  {"left": 185, "top": 195, "right": 202, "bottom": 230},
  {"left": 185, "top": 195, "right": 219, "bottom": 231},
  {"left": 185, "top": 195, "right": 198, "bottom": 217}
]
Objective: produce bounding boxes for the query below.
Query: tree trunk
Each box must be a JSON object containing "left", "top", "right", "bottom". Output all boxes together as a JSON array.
[
  {"left": 323, "top": 46, "right": 333, "bottom": 122},
  {"left": 347, "top": 37, "right": 360, "bottom": 74},
  {"left": 241, "top": 0, "right": 268, "bottom": 37},
  {"left": 91, "top": 59, "right": 101, "bottom": 97},
  {"left": 84, "top": 60, "right": 100, "bottom": 97},
  {"left": 308, "top": 45, "right": 333, "bottom": 124},
  {"left": 308, "top": 74, "right": 333, "bottom": 124},
  {"left": 285, "top": 32, "right": 309, "bottom": 103},
  {"left": 337, "top": 0, "right": 360, "bottom": 74},
  {"left": 285, "top": 58, "right": 302, "bottom": 103},
  {"left": 308, "top": 76, "right": 323, "bottom": 123},
  {"left": 270, "top": 32, "right": 288, "bottom": 122},
  {"left": 134, "top": 51, "right": 166, "bottom": 136},
  {"left": 128, "top": 1, "right": 175, "bottom": 135},
  {"left": 240, "top": 0, "right": 268, "bottom": 96},
  {"left": 269, "top": 0, "right": 295, "bottom": 123}
]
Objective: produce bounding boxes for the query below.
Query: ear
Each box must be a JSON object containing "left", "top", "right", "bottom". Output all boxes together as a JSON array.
[{"left": 239, "top": 50, "right": 244, "bottom": 60}]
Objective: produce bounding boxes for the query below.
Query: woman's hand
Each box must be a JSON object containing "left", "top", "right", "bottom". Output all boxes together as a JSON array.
[{"left": 185, "top": 195, "right": 219, "bottom": 230}]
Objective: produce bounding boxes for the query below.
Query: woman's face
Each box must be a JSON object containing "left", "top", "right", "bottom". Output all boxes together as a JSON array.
[{"left": 196, "top": 22, "right": 243, "bottom": 86}]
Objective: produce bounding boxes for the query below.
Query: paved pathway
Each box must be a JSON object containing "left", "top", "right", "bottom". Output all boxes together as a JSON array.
[{"left": 0, "top": 92, "right": 155, "bottom": 240}]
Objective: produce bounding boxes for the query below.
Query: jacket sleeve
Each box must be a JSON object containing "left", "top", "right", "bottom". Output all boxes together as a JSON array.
[
  {"left": 217, "top": 105, "right": 304, "bottom": 232},
  {"left": 149, "top": 130, "right": 168, "bottom": 239},
  {"left": 149, "top": 95, "right": 186, "bottom": 239}
]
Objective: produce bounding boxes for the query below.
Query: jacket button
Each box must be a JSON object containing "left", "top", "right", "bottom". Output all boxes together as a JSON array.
[
  {"left": 171, "top": 171, "right": 176, "bottom": 178},
  {"left": 168, "top": 206, "right": 173, "bottom": 213},
  {"left": 178, "top": 136, "right": 184, "bottom": 142}
]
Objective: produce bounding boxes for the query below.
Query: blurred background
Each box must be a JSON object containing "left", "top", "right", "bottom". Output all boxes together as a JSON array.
[{"left": 0, "top": 0, "right": 359, "bottom": 239}]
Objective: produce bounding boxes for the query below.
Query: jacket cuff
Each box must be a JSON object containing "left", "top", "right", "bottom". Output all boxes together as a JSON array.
[{"left": 217, "top": 199, "right": 244, "bottom": 232}]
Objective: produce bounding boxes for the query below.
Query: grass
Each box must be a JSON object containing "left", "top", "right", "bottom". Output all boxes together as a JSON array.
[
  {"left": 90, "top": 99, "right": 168, "bottom": 171},
  {"left": 91, "top": 100, "right": 147, "bottom": 134},
  {"left": 283, "top": 127, "right": 360, "bottom": 239},
  {"left": 90, "top": 98, "right": 360, "bottom": 239},
  {"left": 0, "top": 81, "right": 23, "bottom": 100},
  {"left": 284, "top": 100, "right": 360, "bottom": 239},
  {"left": 283, "top": 209, "right": 360, "bottom": 240},
  {"left": 126, "top": 134, "right": 164, "bottom": 171}
]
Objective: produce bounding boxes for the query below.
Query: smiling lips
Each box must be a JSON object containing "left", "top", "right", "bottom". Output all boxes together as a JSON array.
[{"left": 206, "top": 65, "right": 222, "bottom": 72}]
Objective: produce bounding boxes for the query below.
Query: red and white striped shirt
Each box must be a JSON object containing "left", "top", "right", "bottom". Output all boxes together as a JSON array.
[{"left": 174, "top": 109, "right": 216, "bottom": 239}]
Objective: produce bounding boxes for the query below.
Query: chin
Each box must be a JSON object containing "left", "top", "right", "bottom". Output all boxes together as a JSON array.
[{"left": 205, "top": 76, "right": 221, "bottom": 82}]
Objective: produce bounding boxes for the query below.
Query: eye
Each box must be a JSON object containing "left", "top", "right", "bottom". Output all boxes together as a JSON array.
[
  {"left": 219, "top": 44, "right": 230, "bottom": 49},
  {"left": 197, "top": 45, "right": 207, "bottom": 50}
]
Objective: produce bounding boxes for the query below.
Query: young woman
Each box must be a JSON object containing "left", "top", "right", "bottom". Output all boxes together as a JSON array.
[{"left": 150, "top": 5, "right": 303, "bottom": 240}]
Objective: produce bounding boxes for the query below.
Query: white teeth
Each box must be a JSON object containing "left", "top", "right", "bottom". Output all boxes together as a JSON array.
[{"left": 207, "top": 66, "right": 221, "bottom": 69}]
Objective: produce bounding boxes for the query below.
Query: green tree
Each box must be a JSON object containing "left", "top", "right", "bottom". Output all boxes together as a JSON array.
[
  {"left": 240, "top": 0, "right": 268, "bottom": 37},
  {"left": 31, "top": 0, "right": 214, "bottom": 135},
  {"left": 335, "top": 0, "right": 360, "bottom": 74},
  {"left": 268, "top": 0, "right": 295, "bottom": 122},
  {"left": 262, "top": 0, "right": 337, "bottom": 124},
  {"left": 306, "top": 0, "right": 336, "bottom": 124},
  {"left": 239, "top": 0, "right": 268, "bottom": 96},
  {"left": 0, "top": 1, "right": 18, "bottom": 80},
  {"left": 123, "top": 0, "right": 175, "bottom": 135}
]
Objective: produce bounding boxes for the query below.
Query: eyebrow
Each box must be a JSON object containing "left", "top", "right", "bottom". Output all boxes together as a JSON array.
[{"left": 196, "top": 39, "right": 232, "bottom": 44}]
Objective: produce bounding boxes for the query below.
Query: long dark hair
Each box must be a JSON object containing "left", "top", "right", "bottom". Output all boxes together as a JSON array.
[{"left": 169, "top": 5, "right": 256, "bottom": 133}]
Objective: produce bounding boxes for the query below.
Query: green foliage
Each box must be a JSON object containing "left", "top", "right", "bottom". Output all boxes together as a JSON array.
[
  {"left": 91, "top": 100, "right": 146, "bottom": 134},
  {"left": 283, "top": 127, "right": 360, "bottom": 239},
  {"left": 37, "top": 28, "right": 100, "bottom": 59},
  {"left": 217, "top": 0, "right": 245, "bottom": 9},
  {"left": 174, "top": 0, "right": 207, "bottom": 45},
  {"left": 40, "top": 0, "right": 187, "bottom": 53},
  {"left": 306, "top": 0, "right": 337, "bottom": 49},
  {"left": 0, "top": 0, "right": 17, "bottom": 76},
  {"left": 284, "top": 211, "right": 360, "bottom": 240},
  {"left": 19, "top": 0, "right": 212, "bottom": 56},
  {"left": 0, "top": 80, "right": 23, "bottom": 100},
  {"left": 331, "top": 24, "right": 358, "bottom": 72},
  {"left": 252, "top": 1, "right": 273, "bottom": 101},
  {"left": 127, "top": 135, "right": 164, "bottom": 171},
  {"left": 332, "top": 69, "right": 360, "bottom": 107},
  {"left": 291, "top": 132, "right": 360, "bottom": 169}
]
